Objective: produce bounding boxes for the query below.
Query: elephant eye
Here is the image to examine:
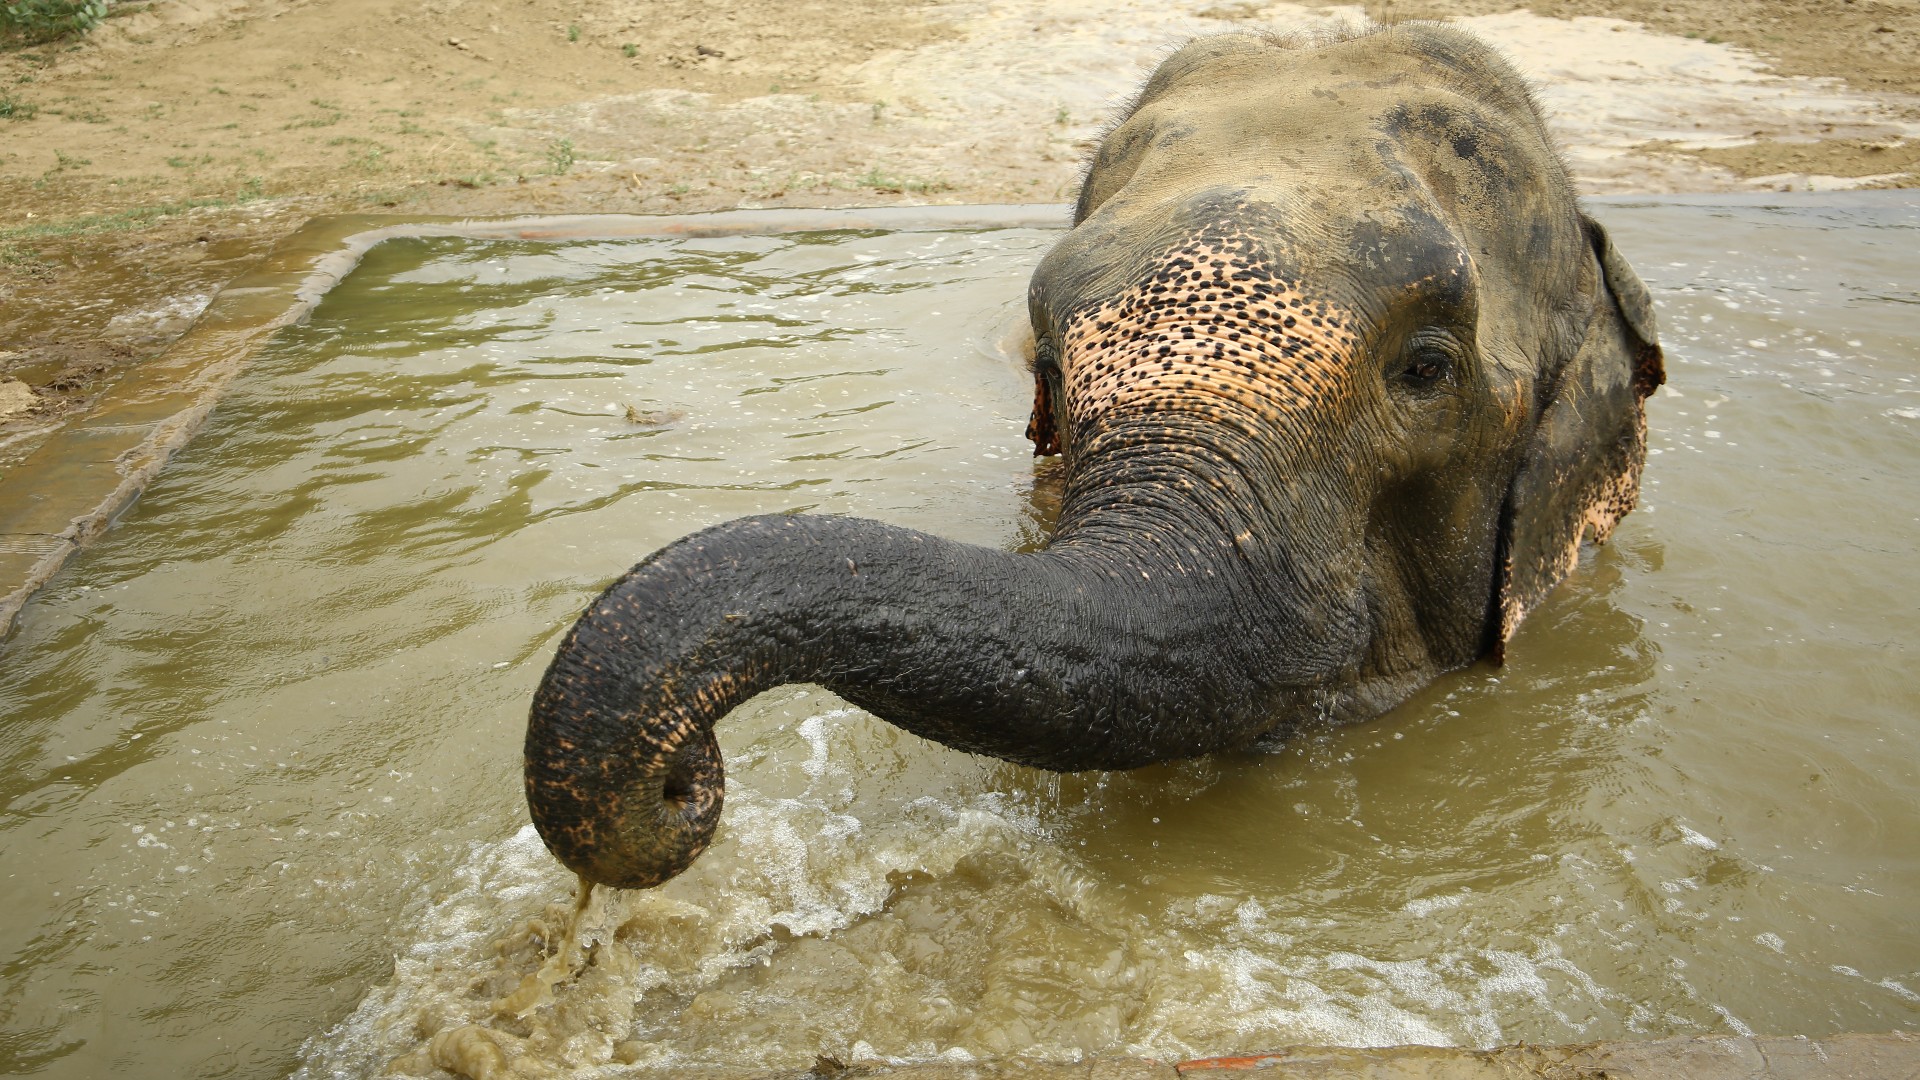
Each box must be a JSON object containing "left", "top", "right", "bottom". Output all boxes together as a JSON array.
[{"left": 1399, "top": 346, "right": 1451, "bottom": 389}]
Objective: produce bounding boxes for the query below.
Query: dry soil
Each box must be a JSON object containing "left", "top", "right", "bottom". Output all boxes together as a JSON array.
[{"left": 0, "top": 0, "right": 1916, "bottom": 464}]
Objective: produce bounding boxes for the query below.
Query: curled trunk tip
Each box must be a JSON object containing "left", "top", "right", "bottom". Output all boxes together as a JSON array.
[{"left": 524, "top": 719, "right": 726, "bottom": 890}]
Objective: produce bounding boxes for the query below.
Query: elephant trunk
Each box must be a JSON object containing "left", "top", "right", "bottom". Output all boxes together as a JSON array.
[{"left": 525, "top": 503, "right": 1331, "bottom": 889}]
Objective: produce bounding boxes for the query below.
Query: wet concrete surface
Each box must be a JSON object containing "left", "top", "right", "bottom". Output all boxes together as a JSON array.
[{"left": 733, "top": 1034, "right": 1920, "bottom": 1078}]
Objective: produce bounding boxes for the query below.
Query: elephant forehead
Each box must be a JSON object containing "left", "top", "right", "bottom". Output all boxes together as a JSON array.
[{"left": 1060, "top": 242, "right": 1361, "bottom": 426}]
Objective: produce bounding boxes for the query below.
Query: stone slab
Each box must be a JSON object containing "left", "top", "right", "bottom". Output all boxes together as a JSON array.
[
  {"left": 610, "top": 1035, "right": 1920, "bottom": 1080},
  {"left": 1168, "top": 1034, "right": 1920, "bottom": 1079}
]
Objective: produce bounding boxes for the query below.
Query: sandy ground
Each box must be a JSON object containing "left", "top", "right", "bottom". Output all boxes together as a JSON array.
[{"left": 0, "top": 0, "right": 1917, "bottom": 465}]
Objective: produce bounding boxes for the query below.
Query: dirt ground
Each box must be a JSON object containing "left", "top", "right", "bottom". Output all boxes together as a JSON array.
[{"left": 0, "top": 0, "right": 1916, "bottom": 466}]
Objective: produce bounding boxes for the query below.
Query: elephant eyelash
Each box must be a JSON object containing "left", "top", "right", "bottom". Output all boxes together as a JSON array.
[{"left": 1397, "top": 345, "right": 1452, "bottom": 389}]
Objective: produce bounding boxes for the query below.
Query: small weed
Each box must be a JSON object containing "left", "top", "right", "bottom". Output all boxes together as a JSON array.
[
  {"left": 621, "top": 42, "right": 636, "bottom": 58},
  {"left": 665, "top": 181, "right": 690, "bottom": 196},
  {"left": 566, "top": 22, "right": 580, "bottom": 43},
  {"left": 0, "top": 241, "right": 52, "bottom": 276},
  {"left": 285, "top": 112, "right": 342, "bottom": 130},
  {"left": 546, "top": 137, "right": 575, "bottom": 174},
  {"left": 870, "top": 100, "right": 886, "bottom": 123},
  {"left": 0, "top": 91, "right": 35, "bottom": 119},
  {"left": 285, "top": 98, "right": 345, "bottom": 128},
  {"left": 847, "top": 166, "right": 953, "bottom": 196},
  {"left": 1055, "top": 106, "right": 1070, "bottom": 126}
]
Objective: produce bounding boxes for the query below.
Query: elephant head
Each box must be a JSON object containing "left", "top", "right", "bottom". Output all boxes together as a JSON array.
[{"left": 525, "top": 24, "right": 1663, "bottom": 889}]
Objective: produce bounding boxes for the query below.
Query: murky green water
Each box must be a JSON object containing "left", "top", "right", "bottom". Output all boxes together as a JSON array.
[{"left": 1, "top": 202, "right": 1916, "bottom": 1079}]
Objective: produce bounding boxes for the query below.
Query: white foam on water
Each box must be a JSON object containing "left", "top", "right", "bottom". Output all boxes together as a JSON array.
[
  {"left": 293, "top": 744, "right": 1639, "bottom": 1077},
  {"left": 1403, "top": 892, "right": 1467, "bottom": 918},
  {"left": 1677, "top": 826, "right": 1720, "bottom": 851},
  {"left": 292, "top": 738, "right": 1081, "bottom": 1077}
]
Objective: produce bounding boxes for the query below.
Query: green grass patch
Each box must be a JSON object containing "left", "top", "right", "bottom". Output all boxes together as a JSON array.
[
  {"left": 846, "top": 166, "right": 952, "bottom": 196},
  {"left": 0, "top": 183, "right": 268, "bottom": 241},
  {"left": 0, "top": 240, "right": 53, "bottom": 275},
  {"left": 284, "top": 112, "right": 342, "bottom": 130},
  {"left": 1, "top": 0, "right": 108, "bottom": 46}
]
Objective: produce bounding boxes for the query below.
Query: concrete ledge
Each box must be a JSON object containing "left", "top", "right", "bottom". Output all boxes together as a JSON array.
[
  {"left": 715, "top": 1035, "right": 1920, "bottom": 1079},
  {"left": 1172, "top": 1033, "right": 1920, "bottom": 1077}
]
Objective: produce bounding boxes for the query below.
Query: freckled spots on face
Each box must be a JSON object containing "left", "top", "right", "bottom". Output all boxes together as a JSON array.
[{"left": 1060, "top": 231, "right": 1361, "bottom": 431}]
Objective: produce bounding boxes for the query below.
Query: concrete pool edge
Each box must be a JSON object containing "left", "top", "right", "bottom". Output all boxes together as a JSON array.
[
  {"left": 0, "top": 203, "right": 1073, "bottom": 641},
  {"left": 719, "top": 1033, "right": 1920, "bottom": 1077}
]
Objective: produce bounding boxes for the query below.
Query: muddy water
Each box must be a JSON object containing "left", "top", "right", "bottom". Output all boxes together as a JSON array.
[{"left": 1, "top": 201, "right": 1916, "bottom": 1078}]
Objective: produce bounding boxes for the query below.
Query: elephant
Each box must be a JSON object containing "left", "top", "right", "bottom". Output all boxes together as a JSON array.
[{"left": 524, "top": 23, "right": 1664, "bottom": 890}]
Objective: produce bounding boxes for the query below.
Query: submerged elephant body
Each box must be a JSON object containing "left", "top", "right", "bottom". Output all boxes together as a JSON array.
[{"left": 526, "top": 25, "right": 1664, "bottom": 889}]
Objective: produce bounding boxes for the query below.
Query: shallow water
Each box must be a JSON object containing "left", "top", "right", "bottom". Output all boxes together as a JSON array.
[{"left": 0, "top": 201, "right": 1916, "bottom": 1079}]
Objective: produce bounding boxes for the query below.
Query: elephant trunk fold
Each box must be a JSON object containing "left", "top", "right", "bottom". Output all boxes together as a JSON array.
[{"left": 525, "top": 511, "right": 1302, "bottom": 889}]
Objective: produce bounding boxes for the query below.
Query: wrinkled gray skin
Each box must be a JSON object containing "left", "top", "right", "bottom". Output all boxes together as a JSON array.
[
  {"left": 1029, "top": 21, "right": 1665, "bottom": 706},
  {"left": 524, "top": 23, "right": 1664, "bottom": 890}
]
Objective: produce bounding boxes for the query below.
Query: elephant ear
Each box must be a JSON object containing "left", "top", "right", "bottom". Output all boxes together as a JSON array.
[
  {"left": 1024, "top": 369, "right": 1062, "bottom": 456},
  {"left": 1024, "top": 337, "right": 1065, "bottom": 457},
  {"left": 1489, "top": 213, "right": 1665, "bottom": 661}
]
